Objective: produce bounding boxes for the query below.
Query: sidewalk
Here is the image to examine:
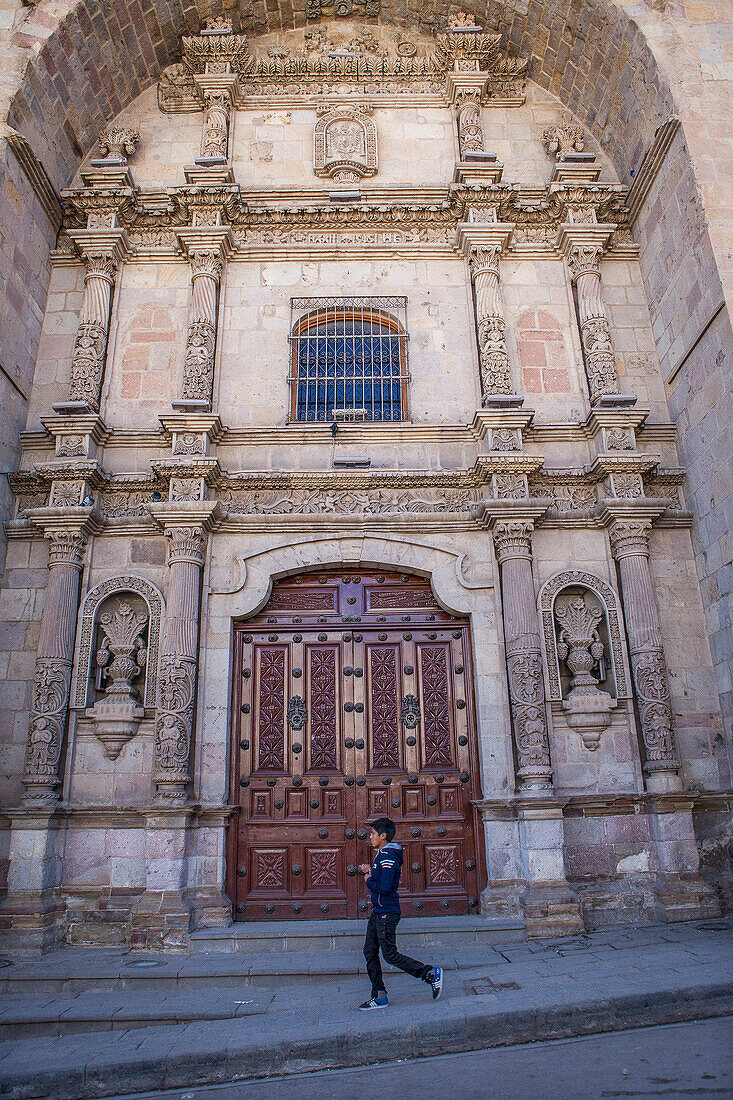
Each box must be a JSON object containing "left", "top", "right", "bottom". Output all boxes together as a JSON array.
[{"left": 0, "top": 918, "right": 731, "bottom": 1099}]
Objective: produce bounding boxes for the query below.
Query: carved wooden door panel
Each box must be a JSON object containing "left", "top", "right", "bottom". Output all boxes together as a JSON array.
[{"left": 229, "top": 571, "right": 484, "bottom": 920}]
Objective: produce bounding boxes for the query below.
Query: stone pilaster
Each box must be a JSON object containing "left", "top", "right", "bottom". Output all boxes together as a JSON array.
[
  {"left": 492, "top": 519, "right": 553, "bottom": 792},
  {"left": 21, "top": 513, "right": 96, "bottom": 804},
  {"left": 55, "top": 230, "right": 130, "bottom": 415},
  {"left": 557, "top": 224, "right": 621, "bottom": 405},
  {"left": 608, "top": 517, "right": 682, "bottom": 791},
  {"left": 174, "top": 228, "right": 233, "bottom": 412},
  {"left": 456, "top": 222, "right": 517, "bottom": 403}
]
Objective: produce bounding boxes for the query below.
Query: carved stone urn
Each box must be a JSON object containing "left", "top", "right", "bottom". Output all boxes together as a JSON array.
[
  {"left": 555, "top": 593, "right": 616, "bottom": 750},
  {"left": 86, "top": 601, "right": 147, "bottom": 759}
]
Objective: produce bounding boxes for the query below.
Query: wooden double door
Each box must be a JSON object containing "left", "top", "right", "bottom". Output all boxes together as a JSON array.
[{"left": 228, "top": 570, "right": 484, "bottom": 920}]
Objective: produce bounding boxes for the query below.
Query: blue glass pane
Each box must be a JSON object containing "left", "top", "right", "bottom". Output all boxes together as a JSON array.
[{"left": 295, "top": 319, "right": 404, "bottom": 422}]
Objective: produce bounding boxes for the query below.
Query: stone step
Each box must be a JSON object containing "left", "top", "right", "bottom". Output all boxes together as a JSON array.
[
  {"left": 0, "top": 943, "right": 511, "bottom": 996},
  {"left": 0, "top": 988, "right": 274, "bottom": 1040},
  {"left": 189, "top": 915, "right": 525, "bottom": 954}
]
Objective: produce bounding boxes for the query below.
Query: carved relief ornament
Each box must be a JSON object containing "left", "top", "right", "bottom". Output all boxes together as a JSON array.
[
  {"left": 314, "top": 105, "right": 377, "bottom": 184},
  {"left": 97, "top": 128, "right": 140, "bottom": 162}
]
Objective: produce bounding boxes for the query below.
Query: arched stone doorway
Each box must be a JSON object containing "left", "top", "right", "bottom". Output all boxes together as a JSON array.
[{"left": 226, "top": 568, "right": 485, "bottom": 920}]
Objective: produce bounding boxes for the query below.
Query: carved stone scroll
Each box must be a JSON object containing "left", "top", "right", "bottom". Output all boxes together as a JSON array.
[
  {"left": 153, "top": 525, "right": 208, "bottom": 801},
  {"left": 609, "top": 519, "right": 680, "bottom": 787},
  {"left": 23, "top": 530, "right": 88, "bottom": 803},
  {"left": 492, "top": 521, "right": 553, "bottom": 790}
]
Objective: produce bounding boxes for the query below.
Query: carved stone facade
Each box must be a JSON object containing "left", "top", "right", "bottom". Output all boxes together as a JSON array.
[{"left": 0, "top": 13, "right": 728, "bottom": 952}]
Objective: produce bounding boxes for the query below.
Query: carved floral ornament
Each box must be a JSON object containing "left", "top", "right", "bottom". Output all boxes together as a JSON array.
[
  {"left": 542, "top": 121, "right": 585, "bottom": 160},
  {"left": 492, "top": 520, "right": 534, "bottom": 562}
]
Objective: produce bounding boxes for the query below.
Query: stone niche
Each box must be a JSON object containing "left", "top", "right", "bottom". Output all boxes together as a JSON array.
[
  {"left": 539, "top": 571, "right": 628, "bottom": 752},
  {"left": 72, "top": 576, "right": 164, "bottom": 759}
]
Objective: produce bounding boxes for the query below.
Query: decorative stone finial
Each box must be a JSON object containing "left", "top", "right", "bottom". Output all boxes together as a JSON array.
[
  {"left": 542, "top": 121, "right": 585, "bottom": 160},
  {"left": 97, "top": 128, "right": 141, "bottom": 163}
]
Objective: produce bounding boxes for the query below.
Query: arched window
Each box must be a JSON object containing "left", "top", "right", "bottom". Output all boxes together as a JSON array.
[{"left": 289, "top": 296, "right": 409, "bottom": 423}]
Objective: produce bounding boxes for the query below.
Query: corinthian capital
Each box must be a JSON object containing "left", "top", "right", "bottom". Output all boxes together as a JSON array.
[
  {"left": 492, "top": 520, "right": 534, "bottom": 562},
  {"left": 567, "top": 243, "right": 604, "bottom": 280},
  {"left": 469, "top": 245, "right": 501, "bottom": 280},
  {"left": 608, "top": 518, "right": 652, "bottom": 560},
  {"left": 84, "top": 252, "right": 119, "bottom": 283},
  {"left": 167, "top": 525, "right": 207, "bottom": 567},
  {"left": 48, "top": 530, "right": 88, "bottom": 569},
  {"left": 190, "top": 250, "right": 224, "bottom": 282}
]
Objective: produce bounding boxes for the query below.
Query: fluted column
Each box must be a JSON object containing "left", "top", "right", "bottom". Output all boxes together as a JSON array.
[
  {"left": 557, "top": 226, "right": 620, "bottom": 404},
  {"left": 153, "top": 524, "right": 207, "bottom": 802},
  {"left": 493, "top": 521, "right": 553, "bottom": 791},
  {"left": 609, "top": 519, "right": 681, "bottom": 790},
  {"left": 22, "top": 529, "right": 88, "bottom": 804}
]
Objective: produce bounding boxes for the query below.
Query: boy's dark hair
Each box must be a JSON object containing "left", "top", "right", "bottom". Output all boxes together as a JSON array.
[{"left": 369, "top": 817, "right": 396, "bottom": 842}]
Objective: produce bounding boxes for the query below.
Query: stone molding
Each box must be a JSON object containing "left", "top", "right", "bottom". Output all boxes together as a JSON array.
[{"left": 73, "top": 576, "right": 164, "bottom": 711}]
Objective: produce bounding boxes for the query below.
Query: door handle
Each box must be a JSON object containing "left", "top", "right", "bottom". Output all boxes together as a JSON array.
[{"left": 347, "top": 865, "right": 357, "bottom": 876}]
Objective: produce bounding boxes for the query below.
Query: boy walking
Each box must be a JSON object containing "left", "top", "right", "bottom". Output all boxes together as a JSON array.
[{"left": 358, "top": 816, "right": 443, "bottom": 1010}]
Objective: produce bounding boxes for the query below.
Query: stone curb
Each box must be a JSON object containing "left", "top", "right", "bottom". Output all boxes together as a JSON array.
[{"left": 0, "top": 981, "right": 731, "bottom": 1099}]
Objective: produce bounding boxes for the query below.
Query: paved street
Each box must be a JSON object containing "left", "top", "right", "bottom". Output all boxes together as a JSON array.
[
  {"left": 110, "top": 1018, "right": 733, "bottom": 1100},
  {"left": 1, "top": 920, "right": 731, "bottom": 1098}
]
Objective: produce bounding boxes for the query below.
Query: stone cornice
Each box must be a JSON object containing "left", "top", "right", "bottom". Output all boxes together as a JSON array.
[{"left": 59, "top": 183, "right": 631, "bottom": 253}]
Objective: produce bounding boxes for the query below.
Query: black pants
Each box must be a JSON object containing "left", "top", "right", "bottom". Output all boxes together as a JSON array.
[{"left": 363, "top": 912, "right": 431, "bottom": 997}]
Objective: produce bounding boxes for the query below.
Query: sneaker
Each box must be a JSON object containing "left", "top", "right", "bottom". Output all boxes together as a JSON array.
[
  {"left": 428, "top": 966, "right": 443, "bottom": 1000},
  {"left": 359, "top": 994, "right": 389, "bottom": 1011}
]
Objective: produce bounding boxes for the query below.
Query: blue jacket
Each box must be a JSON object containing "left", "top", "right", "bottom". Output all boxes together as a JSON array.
[{"left": 365, "top": 841, "right": 403, "bottom": 915}]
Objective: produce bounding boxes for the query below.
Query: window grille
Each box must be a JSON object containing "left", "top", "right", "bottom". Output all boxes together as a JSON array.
[{"left": 289, "top": 296, "right": 409, "bottom": 423}]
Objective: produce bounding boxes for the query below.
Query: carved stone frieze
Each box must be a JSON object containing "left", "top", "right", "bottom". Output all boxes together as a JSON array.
[
  {"left": 173, "top": 432, "right": 206, "bottom": 456},
  {"left": 158, "top": 24, "right": 527, "bottom": 108},
  {"left": 100, "top": 490, "right": 155, "bottom": 518},
  {"left": 219, "top": 487, "right": 477, "bottom": 515},
  {"left": 528, "top": 476, "right": 597, "bottom": 514}
]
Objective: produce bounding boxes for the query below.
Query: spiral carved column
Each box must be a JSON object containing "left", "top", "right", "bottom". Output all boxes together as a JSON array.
[
  {"left": 153, "top": 525, "right": 208, "bottom": 802},
  {"left": 493, "top": 521, "right": 553, "bottom": 791},
  {"left": 180, "top": 250, "right": 223, "bottom": 408},
  {"left": 457, "top": 97, "right": 484, "bottom": 158},
  {"left": 67, "top": 253, "right": 117, "bottom": 412},
  {"left": 558, "top": 227, "right": 621, "bottom": 404},
  {"left": 469, "top": 245, "right": 513, "bottom": 398},
  {"left": 609, "top": 519, "right": 681, "bottom": 790},
  {"left": 22, "top": 530, "right": 88, "bottom": 804}
]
